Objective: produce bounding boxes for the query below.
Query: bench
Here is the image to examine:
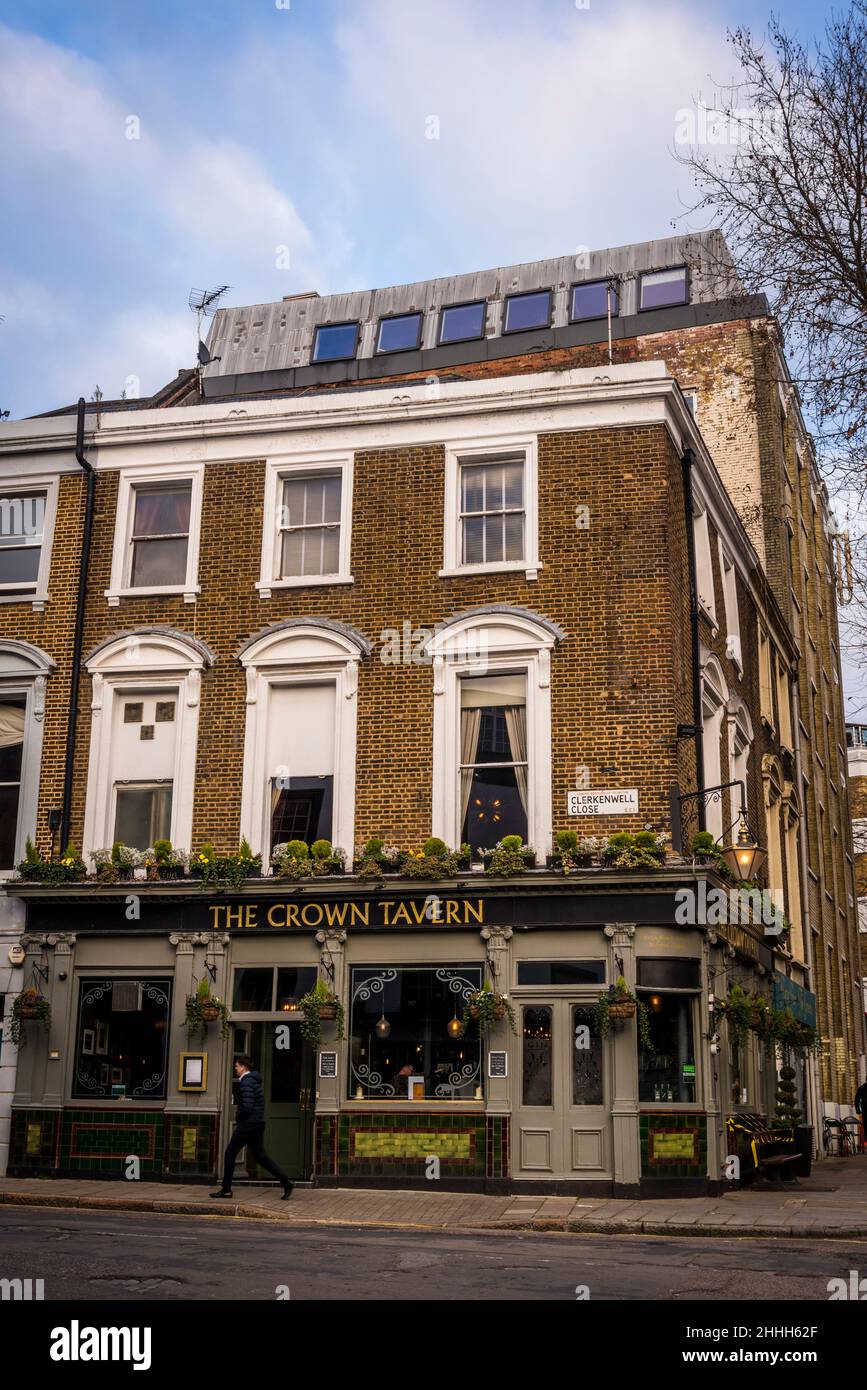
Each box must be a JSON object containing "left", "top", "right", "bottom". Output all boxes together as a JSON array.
[
  {"left": 755, "top": 1152, "right": 801, "bottom": 1186},
  {"left": 726, "top": 1111, "right": 798, "bottom": 1185}
]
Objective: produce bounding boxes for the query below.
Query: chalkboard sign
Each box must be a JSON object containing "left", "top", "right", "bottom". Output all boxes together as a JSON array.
[
  {"left": 488, "top": 1051, "right": 508, "bottom": 1078},
  {"left": 318, "top": 1051, "right": 337, "bottom": 1078}
]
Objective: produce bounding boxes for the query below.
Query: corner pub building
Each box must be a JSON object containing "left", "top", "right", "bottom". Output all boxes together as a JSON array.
[{"left": 1, "top": 233, "right": 861, "bottom": 1195}]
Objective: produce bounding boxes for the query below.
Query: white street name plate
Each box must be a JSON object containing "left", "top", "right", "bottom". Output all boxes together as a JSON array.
[{"left": 567, "top": 788, "right": 639, "bottom": 816}]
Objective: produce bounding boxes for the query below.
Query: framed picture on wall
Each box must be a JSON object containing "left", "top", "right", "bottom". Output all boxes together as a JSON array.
[
  {"left": 96, "top": 1022, "right": 109, "bottom": 1054},
  {"left": 81, "top": 1028, "right": 95, "bottom": 1056},
  {"left": 178, "top": 1053, "right": 208, "bottom": 1092},
  {"left": 111, "top": 1067, "right": 123, "bottom": 1085},
  {"left": 100, "top": 1064, "right": 110, "bottom": 1087}
]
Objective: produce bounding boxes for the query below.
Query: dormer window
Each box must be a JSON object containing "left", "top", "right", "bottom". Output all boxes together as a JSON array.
[
  {"left": 439, "top": 301, "right": 486, "bottom": 345},
  {"left": 376, "top": 313, "right": 422, "bottom": 353},
  {"left": 312, "top": 322, "right": 359, "bottom": 363},
  {"left": 570, "top": 280, "right": 618, "bottom": 322},
  {"left": 639, "top": 267, "right": 688, "bottom": 310},
  {"left": 503, "top": 290, "right": 551, "bottom": 333}
]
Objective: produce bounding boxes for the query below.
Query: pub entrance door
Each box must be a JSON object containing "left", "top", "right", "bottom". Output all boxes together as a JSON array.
[
  {"left": 511, "top": 1000, "right": 612, "bottom": 1181},
  {"left": 229, "top": 1022, "right": 315, "bottom": 1181}
]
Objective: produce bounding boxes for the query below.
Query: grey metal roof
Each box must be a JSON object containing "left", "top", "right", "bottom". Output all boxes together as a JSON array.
[{"left": 203, "top": 231, "right": 741, "bottom": 384}]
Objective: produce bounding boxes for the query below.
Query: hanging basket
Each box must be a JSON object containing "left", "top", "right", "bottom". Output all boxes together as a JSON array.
[
  {"left": 200, "top": 1004, "right": 221, "bottom": 1023},
  {"left": 607, "top": 1000, "right": 636, "bottom": 1021},
  {"left": 318, "top": 1003, "right": 338, "bottom": 1021},
  {"left": 17, "top": 1000, "right": 44, "bottom": 1020}
]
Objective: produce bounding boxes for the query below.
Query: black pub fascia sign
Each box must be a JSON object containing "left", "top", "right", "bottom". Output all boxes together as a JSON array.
[{"left": 209, "top": 896, "right": 486, "bottom": 931}]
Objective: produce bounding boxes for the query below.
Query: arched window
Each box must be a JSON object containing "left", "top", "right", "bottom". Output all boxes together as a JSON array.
[
  {"left": 0, "top": 640, "right": 54, "bottom": 870},
  {"left": 427, "top": 606, "right": 563, "bottom": 857},
  {"left": 700, "top": 652, "right": 728, "bottom": 841},
  {"left": 83, "top": 628, "right": 214, "bottom": 855},
  {"left": 761, "top": 754, "right": 786, "bottom": 905},
  {"left": 237, "top": 618, "right": 370, "bottom": 860}
]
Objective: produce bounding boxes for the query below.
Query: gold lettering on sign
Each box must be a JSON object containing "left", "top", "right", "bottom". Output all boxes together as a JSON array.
[
  {"left": 323, "top": 902, "right": 350, "bottom": 927},
  {"left": 391, "top": 903, "right": 412, "bottom": 926},
  {"left": 267, "top": 902, "right": 286, "bottom": 928},
  {"left": 445, "top": 900, "right": 460, "bottom": 924},
  {"left": 225, "top": 905, "right": 243, "bottom": 929},
  {"left": 286, "top": 904, "right": 300, "bottom": 927},
  {"left": 245, "top": 904, "right": 258, "bottom": 929},
  {"left": 209, "top": 906, "right": 223, "bottom": 930},
  {"left": 464, "top": 900, "right": 483, "bottom": 925},
  {"left": 349, "top": 903, "right": 370, "bottom": 927},
  {"left": 301, "top": 903, "right": 324, "bottom": 927}
]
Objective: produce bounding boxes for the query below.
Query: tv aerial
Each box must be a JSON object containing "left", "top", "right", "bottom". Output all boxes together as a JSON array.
[{"left": 189, "top": 285, "right": 230, "bottom": 367}]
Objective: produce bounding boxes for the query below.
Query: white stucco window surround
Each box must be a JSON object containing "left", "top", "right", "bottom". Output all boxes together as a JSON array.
[
  {"left": 700, "top": 652, "right": 729, "bottom": 842},
  {"left": 0, "top": 640, "right": 55, "bottom": 874},
  {"left": 256, "top": 453, "right": 354, "bottom": 597},
  {"left": 237, "top": 618, "right": 370, "bottom": 861},
  {"left": 82, "top": 628, "right": 214, "bottom": 856},
  {"left": 104, "top": 463, "right": 204, "bottom": 606},
  {"left": 440, "top": 435, "right": 540, "bottom": 580},
  {"left": 427, "top": 606, "right": 562, "bottom": 858},
  {"left": 726, "top": 694, "right": 754, "bottom": 818},
  {"left": 0, "top": 475, "right": 60, "bottom": 612}
]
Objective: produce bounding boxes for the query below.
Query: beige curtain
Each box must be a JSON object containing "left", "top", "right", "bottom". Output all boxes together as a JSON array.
[
  {"left": 0, "top": 703, "right": 25, "bottom": 750},
  {"left": 460, "top": 709, "right": 482, "bottom": 827},
  {"left": 504, "top": 705, "right": 528, "bottom": 812}
]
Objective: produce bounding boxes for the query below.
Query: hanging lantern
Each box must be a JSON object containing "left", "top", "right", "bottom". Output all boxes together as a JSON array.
[
  {"left": 447, "top": 1015, "right": 463, "bottom": 1038},
  {"left": 720, "top": 814, "right": 766, "bottom": 882},
  {"left": 375, "top": 1014, "right": 391, "bottom": 1039}
]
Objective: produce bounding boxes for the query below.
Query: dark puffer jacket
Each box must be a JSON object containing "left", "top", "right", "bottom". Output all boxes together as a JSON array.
[{"left": 236, "top": 1070, "right": 265, "bottom": 1125}]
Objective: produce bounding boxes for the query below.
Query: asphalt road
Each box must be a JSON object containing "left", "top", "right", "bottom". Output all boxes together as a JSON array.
[{"left": 2, "top": 1206, "right": 865, "bottom": 1301}]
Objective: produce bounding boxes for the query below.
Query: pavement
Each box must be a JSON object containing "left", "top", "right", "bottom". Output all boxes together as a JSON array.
[{"left": 2, "top": 1156, "right": 866, "bottom": 1239}]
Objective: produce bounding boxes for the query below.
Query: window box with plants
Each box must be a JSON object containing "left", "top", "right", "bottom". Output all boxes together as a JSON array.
[
  {"left": 596, "top": 978, "right": 653, "bottom": 1048},
  {"left": 401, "top": 838, "right": 462, "bottom": 880},
  {"left": 601, "top": 830, "right": 668, "bottom": 870},
  {"left": 547, "top": 829, "right": 599, "bottom": 872},
  {"left": 353, "top": 837, "right": 403, "bottom": 877},
  {"left": 91, "top": 843, "right": 141, "bottom": 883},
  {"left": 190, "top": 839, "right": 264, "bottom": 890},
  {"left": 9, "top": 987, "right": 52, "bottom": 1045},
  {"left": 16, "top": 838, "right": 87, "bottom": 885},
  {"left": 689, "top": 830, "right": 732, "bottom": 874},
  {"left": 483, "top": 836, "right": 536, "bottom": 876},
  {"left": 184, "top": 976, "right": 230, "bottom": 1042},
  {"left": 271, "top": 840, "right": 314, "bottom": 880},
  {"left": 461, "top": 981, "right": 517, "bottom": 1037},
  {"left": 308, "top": 839, "right": 347, "bottom": 876},
  {"left": 299, "top": 979, "right": 345, "bottom": 1051},
  {"left": 145, "top": 839, "right": 187, "bottom": 881}
]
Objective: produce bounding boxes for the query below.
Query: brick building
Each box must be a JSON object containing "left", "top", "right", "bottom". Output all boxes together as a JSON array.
[
  {"left": 0, "top": 232, "right": 861, "bottom": 1191},
  {"left": 846, "top": 723, "right": 867, "bottom": 1023}
]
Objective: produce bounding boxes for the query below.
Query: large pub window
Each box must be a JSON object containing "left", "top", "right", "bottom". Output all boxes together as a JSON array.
[
  {"left": 349, "top": 966, "right": 482, "bottom": 1100},
  {"left": 460, "top": 673, "right": 528, "bottom": 850},
  {"left": 636, "top": 958, "right": 699, "bottom": 1104},
  {"left": 0, "top": 695, "right": 26, "bottom": 867},
  {"left": 73, "top": 979, "right": 172, "bottom": 1100}
]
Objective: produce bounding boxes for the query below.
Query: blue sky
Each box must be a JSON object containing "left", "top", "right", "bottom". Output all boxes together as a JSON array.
[
  {"left": 0, "top": 0, "right": 841, "bottom": 417},
  {"left": 0, "top": 0, "right": 862, "bottom": 711}
]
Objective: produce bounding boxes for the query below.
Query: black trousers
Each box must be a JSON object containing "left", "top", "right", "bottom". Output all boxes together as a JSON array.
[{"left": 221, "top": 1123, "right": 289, "bottom": 1190}]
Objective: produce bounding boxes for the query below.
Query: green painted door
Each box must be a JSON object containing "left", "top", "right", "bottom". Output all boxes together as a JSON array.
[{"left": 232, "top": 1023, "right": 315, "bottom": 1180}]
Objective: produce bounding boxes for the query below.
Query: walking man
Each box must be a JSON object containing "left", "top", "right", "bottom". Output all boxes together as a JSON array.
[
  {"left": 211, "top": 1055, "right": 293, "bottom": 1199},
  {"left": 855, "top": 1078, "right": 867, "bottom": 1153}
]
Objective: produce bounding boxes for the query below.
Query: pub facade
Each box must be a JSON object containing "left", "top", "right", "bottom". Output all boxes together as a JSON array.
[{"left": 1, "top": 236, "right": 855, "bottom": 1191}]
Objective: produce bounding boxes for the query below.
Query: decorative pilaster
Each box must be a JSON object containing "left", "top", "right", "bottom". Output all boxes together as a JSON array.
[
  {"left": 481, "top": 926, "right": 513, "bottom": 1114},
  {"left": 315, "top": 929, "right": 347, "bottom": 1113},
  {"left": 604, "top": 923, "right": 640, "bottom": 1189}
]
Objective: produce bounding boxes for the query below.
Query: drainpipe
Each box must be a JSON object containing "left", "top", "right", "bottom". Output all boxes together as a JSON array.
[
  {"left": 681, "top": 447, "right": 705, "bottom": 832},
  {"left": 60, "top": 398, "right": 95, "bottom": 854}
]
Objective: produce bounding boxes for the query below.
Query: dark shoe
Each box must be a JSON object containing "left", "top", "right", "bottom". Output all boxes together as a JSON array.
[
  {"left": 281, "top": 1183, "right": 294, "bottom": 1200},
  {"left": 210, "top": 1189, "right": 233, "bottom": 1198}
]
